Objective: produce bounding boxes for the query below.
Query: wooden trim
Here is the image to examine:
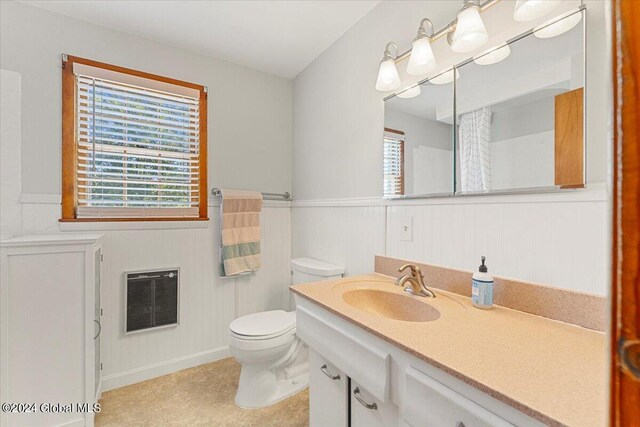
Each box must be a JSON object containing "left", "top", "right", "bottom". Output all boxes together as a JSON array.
[
  {"left": 64, "top": 55, "right": 204, "bottom": 91},
  {"left": 199, "top": 89, "right": 208, "bottom": 219},
  {"left": 59, "top": 218, "right": 209, "bottom": 223},
  {"left": 61, "top": 57, "right": 77, "bottom": 220},
  {"left": 384, "top": 127, "right": 405, "bottom": 136},
  {"left": 60, "top": 55, "right": 209, "bottom": 221},
  {"left": 610, "top": 1, "right": 640, "bottom": 425}
]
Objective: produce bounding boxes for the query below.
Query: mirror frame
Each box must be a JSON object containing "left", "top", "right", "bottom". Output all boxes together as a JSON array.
[{"left": 382, "top": 5, "right": 586, "bottom": 200}]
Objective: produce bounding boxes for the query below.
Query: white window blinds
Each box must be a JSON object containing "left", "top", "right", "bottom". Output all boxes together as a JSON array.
[
  {"left": 383, "top": 132, "right": 404, "bottom": 197},
  {"left": 75, "top": 72, "right": 201, "bottom": 218}
]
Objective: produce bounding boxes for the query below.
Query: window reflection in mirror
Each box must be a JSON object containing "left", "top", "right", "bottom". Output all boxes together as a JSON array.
[
  {"left": 455, "top": 10, "right": 585, "bottom": 194},
  {"left": 383, "top": 74, "right": 455, "bottom": 198}
]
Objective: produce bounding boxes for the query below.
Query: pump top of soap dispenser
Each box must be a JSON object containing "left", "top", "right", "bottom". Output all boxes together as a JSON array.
[{"left": 479, "top": 256, "right": 488, "bottom": 273}]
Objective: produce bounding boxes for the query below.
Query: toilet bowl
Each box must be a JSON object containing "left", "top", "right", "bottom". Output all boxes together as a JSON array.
[
  {"left": 229, "top": 257, "right": 344, "bottom": 409},
  {"left": 230, "top": 310, "right": 308, "bottom": 408}
]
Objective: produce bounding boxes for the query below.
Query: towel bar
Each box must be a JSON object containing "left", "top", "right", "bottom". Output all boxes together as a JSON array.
[{"left": 211, "top": 187, "right": 291, "bottom": 201}]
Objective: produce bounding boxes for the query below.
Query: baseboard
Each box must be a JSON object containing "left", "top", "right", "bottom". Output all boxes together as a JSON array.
[
  {"left": 101, "top": 345, "right": 231, "bottom": 392},
  {"left": 55, "top": 418, "right": 84, "bottom": 427}
]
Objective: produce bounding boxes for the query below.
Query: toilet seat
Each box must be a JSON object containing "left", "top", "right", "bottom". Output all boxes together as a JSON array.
[{"left": 230, "top": 310, "right": 296, "bottom": 340}]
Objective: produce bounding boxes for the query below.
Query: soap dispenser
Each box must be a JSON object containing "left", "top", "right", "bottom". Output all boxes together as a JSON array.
[{"left": 472, "top": 256, "right": 494, "bottom": 309}]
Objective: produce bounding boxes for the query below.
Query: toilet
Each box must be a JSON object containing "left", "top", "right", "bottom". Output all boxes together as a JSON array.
[{"left": 229, "top": 257, "right": 344, "bottom": 408}]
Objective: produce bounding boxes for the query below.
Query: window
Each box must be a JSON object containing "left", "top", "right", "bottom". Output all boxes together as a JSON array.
[
  {"left": 383, "top": 128, "right": 405, "bottom": 197},
  {"left": 61, "top": 55, "right": 208, "bottom": 221}
]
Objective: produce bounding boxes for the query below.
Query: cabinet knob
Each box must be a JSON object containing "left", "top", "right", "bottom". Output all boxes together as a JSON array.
[
  {"left": 320, "top": 364, "right": 341, "bottom": 380},
  {"left": 456, "top": 422, "right": 465, "bottom": 427},
  {"left": 353, "top": 387, "right": 377, "bottom": 410}
]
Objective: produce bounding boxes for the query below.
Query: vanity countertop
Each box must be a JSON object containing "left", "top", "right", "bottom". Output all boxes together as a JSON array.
[{"left": 290, "top": 274, "right": 606, "bottom": 427}]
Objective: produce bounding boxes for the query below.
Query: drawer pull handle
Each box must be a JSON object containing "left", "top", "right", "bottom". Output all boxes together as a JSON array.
[
  {"left": 353, "top": 387, "right": 377, "bottom": 410},
  {"left": 320, "top": 364, "right": 341, "bottom": 380},
  {"left": 94, "top": 319, "right": 102, "bottom": 340},
  {"left": 456, "top": 422, "right": 466, "bottom": 427}
]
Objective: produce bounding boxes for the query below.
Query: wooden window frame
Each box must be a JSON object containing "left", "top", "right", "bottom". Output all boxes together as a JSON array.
[
  {"left": 384, "top": 127, "right": 405, "bottom": 197},
  {"left": 60, "top": 55, "right": 208, "bottom": 222}
]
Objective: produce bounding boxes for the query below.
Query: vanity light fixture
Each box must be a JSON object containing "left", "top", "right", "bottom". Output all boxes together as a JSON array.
[
  {"left": 407, "top": 18, "right": 437, "bottom": 76},
  {"left": 397, "top": 85, "right": 421, "bottom": 98},
  {"left": 375, "top": 42, "right": 401, "bottom": 91},
  {"left": 473, "top": 43, "right": 511, "bottom": 65},
  {"left": 450, "top": 0, "right": 489, "bottom": 53},
  {"left": 533, "top": 10, "right": 582, "bottom": 39},
  {"left": 513, "top": 0, "right": 559, "bottom": 22},
  {"left": 430, "top": 68, "right": 459, "bottom": 85}
]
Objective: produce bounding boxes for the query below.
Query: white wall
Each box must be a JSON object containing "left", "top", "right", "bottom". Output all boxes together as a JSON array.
[
  {"left": 0, "top": 70, "right": 22, "bottom": 239},
  {"left": 0, "top": 1, "right": 292, "bottom": 196},
  {"left": 1, "top": 2, "right": 294, "bottom": 390},
  {"left": 292, "top": 0, "right": 610, "bottom": 296}
]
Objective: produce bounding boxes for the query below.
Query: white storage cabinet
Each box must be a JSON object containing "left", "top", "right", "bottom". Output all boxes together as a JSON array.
[{"left": 1, "top": 234, "right": 103, "bottom": 427}]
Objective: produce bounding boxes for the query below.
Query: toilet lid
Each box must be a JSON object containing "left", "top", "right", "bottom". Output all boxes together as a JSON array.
[{"left": 230, "top": 310, "right": 295, "bottom": 338}]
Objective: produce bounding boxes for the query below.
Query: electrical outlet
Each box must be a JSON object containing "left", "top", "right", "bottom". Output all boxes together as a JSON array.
[{"left": 399, "top": 216, "right": 413, "bottom": 242}]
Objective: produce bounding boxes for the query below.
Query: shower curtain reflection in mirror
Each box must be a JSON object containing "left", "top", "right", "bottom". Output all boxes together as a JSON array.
[{"left": 459, "top": 107, "right": 492, "bottom": 192}]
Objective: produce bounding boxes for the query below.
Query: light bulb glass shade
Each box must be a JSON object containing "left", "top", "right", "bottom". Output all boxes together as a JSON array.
[
  {"left": 375, "top": 58, "right": 401, "bottom": 91},
  {"left": 451, "top": 5, "right": 488, "bottom": 53},
  {"left": 513, "top": 0, "right": 559, "bottom": 22},
  {"left": 430, "top": 68, "right": 459, "bottom": 85},
  {"left": 397, "top": 85, "right": 421, "bottom": 98},
  {"left": 534, "top": 11, "right": 582, "bottom": 39},
  {"left": 473, "top": 43, "right": 511, "bottom": 65},
  {"left": 407, "top": 37, "right": 436, "bottom": 76}
]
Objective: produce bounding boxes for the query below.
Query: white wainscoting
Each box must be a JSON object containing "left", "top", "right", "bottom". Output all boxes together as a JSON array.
[
  {"left": 292, "top": 205, "right": 386, "bottom": 277},
  {"left": 293, "top": 185, "right": 609, "bottom": 296},
  {"left": 15, "top": 186, "right": 609, "bottom": 391},
  {"left": 18, "top": 198, "right": 292, "bottom": 390}
]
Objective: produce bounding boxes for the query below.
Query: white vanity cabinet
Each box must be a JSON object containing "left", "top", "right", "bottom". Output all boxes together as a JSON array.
[
  {"left": 351, "top": 380, "right": 399, "bottom": 427},
  {"left": 403, "top": 367, "right": 513, "bottom": 427},
  {"left": 1, "top": 233, "right": 103, "bottom": 427},
  {"left": 309, "top": 350, "right": 348, "bottom": 426},
  {"left": 296, "top": 296, "right": 545, "bottom": 427}
]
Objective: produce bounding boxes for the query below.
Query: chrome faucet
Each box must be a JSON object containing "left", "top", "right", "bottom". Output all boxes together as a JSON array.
[{"left": 394, "top": 264, "right": 436, "bottom": 298}]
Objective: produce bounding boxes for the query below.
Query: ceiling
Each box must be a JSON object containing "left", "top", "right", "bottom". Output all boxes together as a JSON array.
[{"left": 19, "top": 0, "right": 380, "bottom": 79}]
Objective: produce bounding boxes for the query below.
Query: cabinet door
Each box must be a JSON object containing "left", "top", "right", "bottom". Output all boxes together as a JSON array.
[
  {"left": 309, "top": 349, "right": 348, "bottom": 427},
  {"left": 94, "top": 248, "right": 102, "bottom": 398},
  {"left": 351, "top": 380, "right": 399, "bottom": 427}
]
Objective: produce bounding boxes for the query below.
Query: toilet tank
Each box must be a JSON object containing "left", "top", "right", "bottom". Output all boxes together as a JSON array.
[{"left": 291, "top": 257, "right": 344, "bottom": 285}]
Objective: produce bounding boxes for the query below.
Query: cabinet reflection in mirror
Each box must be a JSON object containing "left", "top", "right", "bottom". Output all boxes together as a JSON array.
[
  {"left": 383, "top": 72, "right": 454, "bottom": 198},
  {"left": 456, "top": 9, "right": 585, "bottom": 194}
]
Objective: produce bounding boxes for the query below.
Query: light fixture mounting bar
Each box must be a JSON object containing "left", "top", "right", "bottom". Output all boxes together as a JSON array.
[{"left": 394, "top": 0, "right": 500, "bottom": 63}]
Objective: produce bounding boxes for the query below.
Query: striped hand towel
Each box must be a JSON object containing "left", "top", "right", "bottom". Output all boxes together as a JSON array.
[{"left": 220, "top": 189, "right": 263, "bottom": 277}]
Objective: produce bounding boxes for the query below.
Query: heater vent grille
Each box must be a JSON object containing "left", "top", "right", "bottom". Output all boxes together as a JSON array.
[{"left": 125, "top": 269, "right": 179, "bottom": 333}]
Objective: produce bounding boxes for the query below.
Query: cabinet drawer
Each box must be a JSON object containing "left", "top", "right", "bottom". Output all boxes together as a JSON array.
[
  {"left": 297, "top": 305, "right": 390, "bottom": 402},
  {"left": 403, "top": 367, "right": 513, "bottom": 427},
  {"left": 309, "top": 349, "right": 348, "bottom": 427}
]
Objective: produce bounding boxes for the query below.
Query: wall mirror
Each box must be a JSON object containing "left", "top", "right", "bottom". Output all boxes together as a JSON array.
[
  {"left": 383, "top": 9, "right": 585, "bottom": 198},
  {"left": 455, "top": 9, "right": 585, "bottom": 194},
  {"left": 383, "top": 71, "right": 455, "bottom": 198}
]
